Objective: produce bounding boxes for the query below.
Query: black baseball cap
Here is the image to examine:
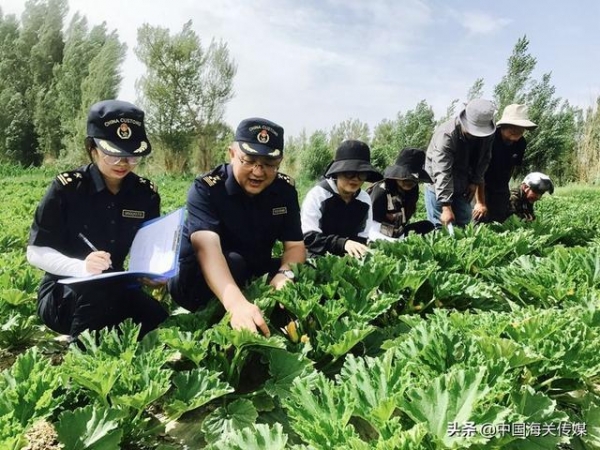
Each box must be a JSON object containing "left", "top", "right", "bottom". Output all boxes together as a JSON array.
[
  {"left": 235, "top": 118, "right": 284, "bottom": 157},
  {"left": 87, "top": 100, "right": 151, "bottom": 157}
]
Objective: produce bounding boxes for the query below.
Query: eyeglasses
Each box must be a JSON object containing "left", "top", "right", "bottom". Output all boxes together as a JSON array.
[
  {"left": 103, "top": 154, "right": 142, "bottom": 166},
  {"left": 340, "top": 171, "right": 368, "bottom": 181},
  {"left": 238, "top": 155, "right": 280, "bottom": 173}
]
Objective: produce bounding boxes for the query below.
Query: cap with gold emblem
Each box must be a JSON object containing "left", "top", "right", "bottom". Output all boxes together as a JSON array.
[
  {"left": 235, "top": 117, "right": 284, "bottom": 158},
  {"left": 87, "top": 100, "right": 151, "bottom": 157}
]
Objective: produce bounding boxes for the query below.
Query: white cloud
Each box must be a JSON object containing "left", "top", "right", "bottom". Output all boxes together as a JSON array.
[
  {"left": 2, "top": 0, "right": 599, "bottom": 137},
  {"left": 458, "top": 11, "right": 511, "bottom": 35}
]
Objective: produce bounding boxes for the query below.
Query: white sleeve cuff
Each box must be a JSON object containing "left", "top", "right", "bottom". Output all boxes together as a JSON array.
[{"left": 27, "top": 245, "right": 91, "bottom": 277}]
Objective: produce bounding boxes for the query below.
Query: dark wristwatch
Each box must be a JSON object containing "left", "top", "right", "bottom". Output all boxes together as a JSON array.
[{"left": 277, "top": 269, "right": 295, "bottom": 280}]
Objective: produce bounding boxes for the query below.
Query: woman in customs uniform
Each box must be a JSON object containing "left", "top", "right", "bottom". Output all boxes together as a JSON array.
[{"left": 26, "top": 100, "right": 168, "bottom": 342}]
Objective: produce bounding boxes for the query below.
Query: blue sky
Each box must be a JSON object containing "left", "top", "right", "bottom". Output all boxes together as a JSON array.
[{"left": 2, "top": 0, "right": 599, "bottom": 137}]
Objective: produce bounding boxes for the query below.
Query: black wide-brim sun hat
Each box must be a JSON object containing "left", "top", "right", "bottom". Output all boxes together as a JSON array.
[
  {"left": 324, "top": 140, "right": 383, "bottom": 183},
  {"left": 383, "top": 147, "right": 432, "bottom": 183},
  {"left": 384, "top": 165, "right": 432, "bottom": 183}
]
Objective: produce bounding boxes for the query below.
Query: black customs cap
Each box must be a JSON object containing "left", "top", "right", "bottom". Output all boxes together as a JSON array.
[
  {"left": 235, "top": 118, "right": 284, "bottom": 158},
  {"left": 87, "top": 100, "right": 151, "bottom": 157}
]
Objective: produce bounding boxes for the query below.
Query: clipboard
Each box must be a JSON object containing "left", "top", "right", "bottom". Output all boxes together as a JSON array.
[{"left": 58, "top": 207, "right": 186, "bottom": 285}]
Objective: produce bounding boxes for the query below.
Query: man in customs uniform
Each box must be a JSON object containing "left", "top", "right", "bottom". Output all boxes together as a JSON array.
[{"left": 168, "top": 118, "right": 306, "bottom": 336}]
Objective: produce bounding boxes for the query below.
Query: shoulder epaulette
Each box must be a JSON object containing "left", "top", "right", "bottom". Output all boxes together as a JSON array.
[
  {"left": 138, "top": 177, "right": 158, "bottom": 193},
  {"left": 277, "top": 172, "right": 295, "bottom": 187},
  {"left": 202, "top": 174, "right": 223, "bottom": 187},
  {"left": 56, "top": 170, "right": 83, "bottom": 187}
]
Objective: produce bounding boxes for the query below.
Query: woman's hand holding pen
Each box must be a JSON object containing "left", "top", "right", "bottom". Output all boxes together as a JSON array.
[
  {"left": 78, "top": 233, "right": 113, "bottom": 273},
  {"left": 84, "top": 251, "right": 113, "bottom": 274}
]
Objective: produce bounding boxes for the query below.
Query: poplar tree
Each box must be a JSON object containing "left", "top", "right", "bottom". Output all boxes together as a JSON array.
[
  {"left": 371, "top": 100, "right": 435, "bottom": 170},
  {"left": 135, "top": 20, "right": 236, "bottom": 173}
]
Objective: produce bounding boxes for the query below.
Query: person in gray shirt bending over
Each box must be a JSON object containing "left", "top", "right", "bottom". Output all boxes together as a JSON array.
[{"left": 424, "top": 99, "right": 496, "bottom": 227}]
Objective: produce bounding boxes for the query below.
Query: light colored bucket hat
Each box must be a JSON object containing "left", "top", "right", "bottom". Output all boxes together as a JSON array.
[
  {"left": 497, "top": 104, "right": 537, "bottom": 129},
  {"left": 458, "top": 99, "right": 496, "bottom": 137}
]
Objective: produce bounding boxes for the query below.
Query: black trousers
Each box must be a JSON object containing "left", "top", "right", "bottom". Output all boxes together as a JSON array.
[
  {"left": 168, "top": 251, "right": 281, "bottom": 312},
  {"left": 37, "top": 276, "right": 168, "bottom": 338},
  {"left": 479, "top": 190, "right": 510, "bottom": 224}
]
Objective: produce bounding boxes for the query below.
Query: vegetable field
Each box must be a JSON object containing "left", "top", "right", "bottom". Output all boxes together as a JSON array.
[{"left": 2, "top": 166, "right": 600, "bottom": 449}]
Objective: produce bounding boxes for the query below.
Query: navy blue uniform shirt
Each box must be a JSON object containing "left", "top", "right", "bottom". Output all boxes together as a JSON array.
[
  {"left": 29, "top": 164, "right": 160, "bottom": 273},
  {"left": 179, "top": 164, "right": 303, "bottom": 274}
]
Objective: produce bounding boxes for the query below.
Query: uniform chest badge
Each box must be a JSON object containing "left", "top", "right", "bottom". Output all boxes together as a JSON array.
[
  {"left": 122, "top": 209, "right": 145, "bottom": 219},
  {"left": 272, "top": 207, "right": 287, "bottom": 215}
]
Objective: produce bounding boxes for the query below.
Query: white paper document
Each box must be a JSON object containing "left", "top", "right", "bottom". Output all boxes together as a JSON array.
[{"left": 58, "top": 207, "right": 185, "bottom": 285}]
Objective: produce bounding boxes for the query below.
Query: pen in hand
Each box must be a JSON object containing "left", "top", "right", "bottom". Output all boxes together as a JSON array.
[{"left": 78, "top": 233, "right": 113, "bottom": 269}]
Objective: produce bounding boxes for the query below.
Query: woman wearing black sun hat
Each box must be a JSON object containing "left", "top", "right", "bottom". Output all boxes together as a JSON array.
[
  {"left": 368, "top": 148, "right": 435, "bottom": 239},
  {"left": 301, "top": 139, "right": 382, "bottom": 258}
]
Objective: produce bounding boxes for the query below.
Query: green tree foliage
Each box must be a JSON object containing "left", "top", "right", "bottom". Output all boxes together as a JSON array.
[
  {"left": 59, "top": 19, "right": 125, "bottom": 164},
  {"left": 18, "top": 0, "right": 67, "bottom": 163},
  {"left": 0, "top": 1, "right": 125, "bottom": 166},
  {"left": 371, "top": 100, "right": 435, "bottom": 171},
  {"left": 298, "top": 130, "right": 332, "bottom": 182},
  {"left": 524, "top": 76, "right": 580, "bottom": 181},
  {"left": 280, "top": 130, "right": 308, "bottom": 177},
  {"left": 493, "top": 36, "right": 581, "bottom": 182},
  {"left": 576, "top": 97, "right": 600, "bottom": 183},
  {"left": 135, "top": 21, "right": 236, "bottom": 173},
  {"left": 329, "top": 118, "right": 370, "bottom": 152},
  {"left": 493, "top": 36, "right": 536, "bottom": 113},
  {"left": 467, "top": 78, "right": 484, "bottom": 101},
  {"left": 0, "top": 9, "right": 23, "bottom": 164}
]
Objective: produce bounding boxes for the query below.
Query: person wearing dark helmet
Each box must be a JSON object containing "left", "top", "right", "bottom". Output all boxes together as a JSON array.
[
  {"left": 27, "top": 100, "right": 169, "bottom": 342},
  {"left": 507, "top": 172, "right": 554, "bottom": 221},
  {"left": 368, "top": 148, "right": 435, "bottom": 239},
  {"left": 301, "top": 140, "right": 383, "bottom": 258}
]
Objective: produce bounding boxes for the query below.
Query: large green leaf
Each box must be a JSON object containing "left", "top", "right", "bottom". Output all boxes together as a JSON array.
[
  {"left": 499, "top": 386, "right": 569, "bottom": 449},
  {"left": 338, "top": 352, "right": 409, "bottom": 436},
  {"left": 201, "top": 399, "right": 258, "bottom": 443},
  {"left": 205, "top": 423, "right": 288, "bottom": 450},
  {"left": 55, "top": 405, "right": 126, "bottom": 450},
  {"left": 477, "top": 336, "right": 543, "bottom": 369},
  {"left": 264, "top": 349, "right": 313, "bottom": 400},
  {"left": 63, "top": 358, "right": 122, "bottom": 406},
  {"left": 207, "top": 323, "right": 287, "bottom": 351},
  {"left": 159, "top": 327, "right": 208, "bottom": 366},
  {"left": 163, "top": 368, "right": 233, "bottom": 420},
  {"left": 317, "top": 317, "right": 374, "bottom": 359},
  {"left": 0, "top": 348, "right": 63, "bottom": 427},
  {"left": 580, "top": 405, "right": 600, "bottom": 449},
  {"left": 282, "top": 372, "right": 359, "bottom": 448},
  {"left": 399, "top": 366, "right": 511, "bottom": 448},
  {"left": 346, "top": 423, "right": 428, "bottom": 450}
]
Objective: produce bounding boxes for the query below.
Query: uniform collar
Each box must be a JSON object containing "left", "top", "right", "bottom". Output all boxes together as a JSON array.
[
  {"left": 224, "top": 164, "right": 245, "bottom": 196},
  {"left": 89, "top": 163, "right": 106, "bottom": 193}
]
